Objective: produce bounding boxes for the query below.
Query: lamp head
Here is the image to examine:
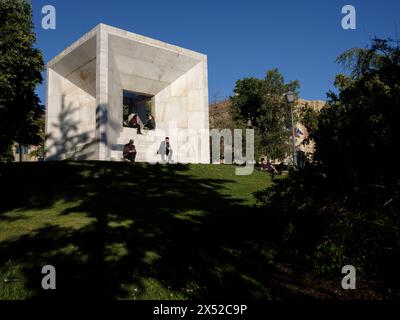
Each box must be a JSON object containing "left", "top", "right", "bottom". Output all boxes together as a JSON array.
[{"left": 285, "top": 91, "right": 296, "bottom": 103}]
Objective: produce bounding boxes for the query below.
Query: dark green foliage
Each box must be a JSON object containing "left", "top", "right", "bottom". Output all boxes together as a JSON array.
[
  {"left": 257, "top": 166, "right": 400, "bottom": 290},
  {"left": 311, "top": 38, "right": 400, "bottom": 190},
  {"left": 0, "top": 144, "right": 14, "bottom": 162},
  {"left": 145, "top": 100, "right": 152, "bottom": 117},
  {"left": 256, "top": 39, "right": 400, "bottom": 293},
  {"left": 0, "top": 0, "right": 44, "bottom": 157},
  {"left": 230, "top": 69, "right": 300, "bottom": 160}
]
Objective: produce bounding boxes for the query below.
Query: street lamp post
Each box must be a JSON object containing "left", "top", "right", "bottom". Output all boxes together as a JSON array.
[{"left": 285, "top": 91, "right": 297, "bottom": 170}]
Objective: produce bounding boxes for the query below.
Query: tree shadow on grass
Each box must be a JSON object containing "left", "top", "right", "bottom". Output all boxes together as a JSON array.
[{"left": 0, "top": 161, "right": 277, "bottom": 299}]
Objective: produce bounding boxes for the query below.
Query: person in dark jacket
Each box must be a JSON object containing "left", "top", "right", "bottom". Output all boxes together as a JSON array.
[
  {"left": 144, "top": 115, "right": 155, "bottom": 130},
  {"left": 123, "top": 139, "right": 137, "bottom": 162},
  {"left": 260, "top": 158, "right": 278, "bottom": 174},
  {"left": 266, "top": 159, "right": 278, "bottom": 174}
]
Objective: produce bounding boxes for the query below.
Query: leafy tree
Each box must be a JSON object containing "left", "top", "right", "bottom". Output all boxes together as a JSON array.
[
  {"left": 230, "top": 69, "right": 299, "bottom": 161},
  {"left": 0, "top": 145, "right": 14, "bottom": 162},
  {"left": 0, "top": 0, "right": 44, "bottom": 160},
  {"left": 256, "top": 38, "right": 400, "bottom": 292},
  {"left": 307, "top": 38, "right": 400, "bottom": 190}
]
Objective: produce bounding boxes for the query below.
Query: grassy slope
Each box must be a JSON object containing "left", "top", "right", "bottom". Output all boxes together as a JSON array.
[{"left": 0, "top": 162, "right": 273, "bottom": 299}]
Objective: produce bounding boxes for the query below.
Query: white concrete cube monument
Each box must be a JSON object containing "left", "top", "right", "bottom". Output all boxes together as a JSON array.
[{"left": 45, "top": 23, "right": 210, "bottom": 163}]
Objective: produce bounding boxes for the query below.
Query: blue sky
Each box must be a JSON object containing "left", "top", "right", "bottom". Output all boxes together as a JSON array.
[{"left": 32, "top": 0, "right": 400, "bottom": 104}]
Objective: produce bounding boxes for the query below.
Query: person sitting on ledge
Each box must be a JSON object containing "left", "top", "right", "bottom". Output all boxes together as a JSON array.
[
  {"left": 128, "top": 113, "right": 142, "bottom": 134},
  {"left": 125, "top": 113, "right": 134, "bottom": 127},
  {"left": 123, "top": 139, "right": 137, "bottom": 163},
  {"left": 144, "top": 114, "right": 155, "bottom": 130}
]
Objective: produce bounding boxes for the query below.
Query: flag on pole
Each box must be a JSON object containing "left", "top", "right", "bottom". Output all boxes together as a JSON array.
[{"left": 295, "top": 127, "right": 304, "bottom": 137}]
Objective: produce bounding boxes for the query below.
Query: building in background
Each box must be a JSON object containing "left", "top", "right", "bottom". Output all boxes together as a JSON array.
[
  {"left": 12, "top": 144, "right": 43, "bottom": 162},
  {"left": 294, "top": 99, "right": 326, "bottom": 163}
]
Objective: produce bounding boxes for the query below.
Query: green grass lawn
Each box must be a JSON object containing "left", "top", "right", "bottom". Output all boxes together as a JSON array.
[{"left": 0, "top": 161, "right": 275, "bottom": 300}]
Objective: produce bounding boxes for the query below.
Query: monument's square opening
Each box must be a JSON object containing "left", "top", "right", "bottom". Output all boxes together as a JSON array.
[{"left": 123, "top": 90, "right": 153, "bottom": 127}]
